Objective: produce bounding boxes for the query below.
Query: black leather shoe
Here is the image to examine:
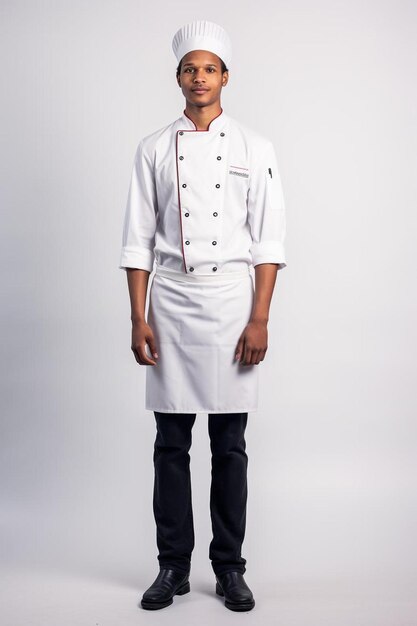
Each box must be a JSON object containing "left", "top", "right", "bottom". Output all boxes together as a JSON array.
[
  {"left": 141, "top": 568, "right": 190, "bottom": 610},
  {"left": 215, "top": 571, "right": 255, "bottom": 611}
]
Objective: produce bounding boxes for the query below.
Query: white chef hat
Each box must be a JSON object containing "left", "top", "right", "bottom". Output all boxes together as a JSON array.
[{"left": 172, "top": 20, "right": 232, "bottom": 69}]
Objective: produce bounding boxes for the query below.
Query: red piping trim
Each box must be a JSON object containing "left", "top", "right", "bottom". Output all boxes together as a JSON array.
[
  {"left": 175, "top": 131, "right": 187, "bottom": 273},
  {"left": 175, "top": 108, "right": 224, "bottom": 273}
]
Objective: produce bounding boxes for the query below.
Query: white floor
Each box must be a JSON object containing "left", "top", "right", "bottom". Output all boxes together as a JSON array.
[{"left": 1, "top": 565, "right": 416, "bottom": 626}]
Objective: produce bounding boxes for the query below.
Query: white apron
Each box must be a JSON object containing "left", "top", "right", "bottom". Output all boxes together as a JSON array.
[{"left": 145, "top": 264, "right": 259, "bottom": 414}]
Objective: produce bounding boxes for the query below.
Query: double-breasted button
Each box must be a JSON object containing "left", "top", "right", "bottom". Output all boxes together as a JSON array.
[
  {"left": 220, "top": 132, "right": 225, "bottom": 137},
  {"left": 182, "top": 183, "right": 187, "bottom": 188},
  {"left": 189, "top": 266, "right": 194, "bottom": 271},
  {"left": 212, "top": 266, "right": 218, "bottom": 271},
  {"left": 215, "top": 184, "right": 220, "bottom": 188},
  {"left": 179, "top": 131, "right": 184, "bottom": 135},
  {"left": 212, "top": 240, "right": 217, "bottom": 245},
  {"left": 179, "top": 155, "right": 184, "bottom": 160},
  {"left": 213, "top": 211, "right": 218, "bottom": 217},
  {"left": 217, "top": 156, "right": 221, "bottom": 160},
  {"left": 185, "top": 240, "right": 190, "bottom": 245},
  {"left": 185, "top": 212, "right": 189, "bottom": 217}
]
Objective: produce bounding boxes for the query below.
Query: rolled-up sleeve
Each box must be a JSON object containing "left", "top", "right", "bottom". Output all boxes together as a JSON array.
[
  {"left": 247, "top": 140, "right": 287, "bottom": 270},
  {"left": 119, "top": 139, "right": 158, "bottom": 273}
]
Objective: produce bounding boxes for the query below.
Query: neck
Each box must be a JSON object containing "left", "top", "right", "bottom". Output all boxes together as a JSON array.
[{"left": 183, "top": 103, "right": 223, "bottom": 131}]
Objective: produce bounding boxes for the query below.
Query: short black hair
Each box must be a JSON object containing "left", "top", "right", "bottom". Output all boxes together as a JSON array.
[{"left": 176, "top": 57, "right": 229, "bottom": 78}]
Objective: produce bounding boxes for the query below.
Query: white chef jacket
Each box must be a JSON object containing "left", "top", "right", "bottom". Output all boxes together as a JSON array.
[{"left": 119, "top": 108, "right": 287, "bottom": 275}]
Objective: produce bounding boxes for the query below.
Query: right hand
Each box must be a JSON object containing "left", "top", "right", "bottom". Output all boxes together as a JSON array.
[{"left": 131, "top": 320, "right": 159, "bottom": 366}]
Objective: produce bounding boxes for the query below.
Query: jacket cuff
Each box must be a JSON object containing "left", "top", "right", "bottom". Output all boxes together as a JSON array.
[
  {"left": 250, "top": 240, "right": 287, "bottom": 269},
  {"left": 119, "top": 247, "right": 155, "bottom": 272}
]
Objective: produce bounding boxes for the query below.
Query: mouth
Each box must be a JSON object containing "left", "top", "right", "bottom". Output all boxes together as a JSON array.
[{"left": 192, "top": 88, "right": 209, "bottom": 94}]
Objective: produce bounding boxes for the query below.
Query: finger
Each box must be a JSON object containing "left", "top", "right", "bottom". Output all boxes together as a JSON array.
[
  {"left": 235, "top": 336, "right": 244, "bottom": 360},
  {"left": 252, "top": 349, "right": 262, "bottom": 365},
  {"left": 147, "top": 338, "right": 159, "bottom": 359},
  {"left": 245, "top": 348, "right": 254, "bottom": 365},
  {"left": 240, "top": 340, "right": 250, "bottom": 364},
  {"left": 142, "top": 343, "right": 157, "bottom": 365},
  {"left": 238, "top": 337, "right": 245, "bottom": 363},
  {"left": 259, "top": 348, "right": 267, "bottom": 362},
  {"left": 244, "top": 349, "right": 253, "bottom": 365}
]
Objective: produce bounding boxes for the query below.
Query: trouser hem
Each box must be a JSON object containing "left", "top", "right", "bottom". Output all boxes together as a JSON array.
[
  {"left": 158, "top": 563, "right": 191, "bottom": 575},
  {"left": 213, "top": 567, "right": 246, "bottom": 576}
]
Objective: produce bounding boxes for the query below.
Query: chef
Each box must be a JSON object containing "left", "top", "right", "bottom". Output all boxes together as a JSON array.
[{"left": 119, "top": 20, "right": 287, "bottom": 612}]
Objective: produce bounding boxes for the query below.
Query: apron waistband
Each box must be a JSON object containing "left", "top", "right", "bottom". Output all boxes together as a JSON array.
[{"left": 154, "top": 264, "right": 251, "bottom": 283}]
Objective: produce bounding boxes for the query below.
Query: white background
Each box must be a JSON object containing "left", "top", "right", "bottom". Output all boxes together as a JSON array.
[{"left": 1, "top": 1, "right": 416, "bottom": 624}]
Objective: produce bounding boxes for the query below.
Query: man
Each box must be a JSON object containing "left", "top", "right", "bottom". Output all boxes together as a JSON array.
[{"left": 119, "top": 20, "right": 287, "bottom": 612}]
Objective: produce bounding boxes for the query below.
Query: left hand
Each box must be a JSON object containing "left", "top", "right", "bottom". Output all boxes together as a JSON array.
[{"left": 235, "top": 320, "right": 268, "bottom": 365}]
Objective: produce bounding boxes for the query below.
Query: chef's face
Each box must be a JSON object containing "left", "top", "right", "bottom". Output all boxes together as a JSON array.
[{"left": 176, "top": 50, "right": 228, "bottom": 108}]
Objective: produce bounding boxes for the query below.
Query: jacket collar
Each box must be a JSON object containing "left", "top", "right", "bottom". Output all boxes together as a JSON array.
[{"left": 177, "top": 108, "right": 228, "bottom": 133}]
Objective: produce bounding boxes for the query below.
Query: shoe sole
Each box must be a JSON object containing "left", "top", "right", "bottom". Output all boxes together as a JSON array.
[
  {"left": 216, "top": 582, "right": 255, "bottom": 611},
  {"left": 141, "top": 580, "right": 190, "bottom": 610}
]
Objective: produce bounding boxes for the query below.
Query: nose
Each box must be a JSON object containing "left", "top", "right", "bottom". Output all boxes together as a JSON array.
[{"left": 193, "top": 68, "right": 206, "bottom": 83}]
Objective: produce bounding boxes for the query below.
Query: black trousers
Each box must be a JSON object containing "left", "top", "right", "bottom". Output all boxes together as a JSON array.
[{"left": 152, "top": 411, "right": 249, "bottom": 577}]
